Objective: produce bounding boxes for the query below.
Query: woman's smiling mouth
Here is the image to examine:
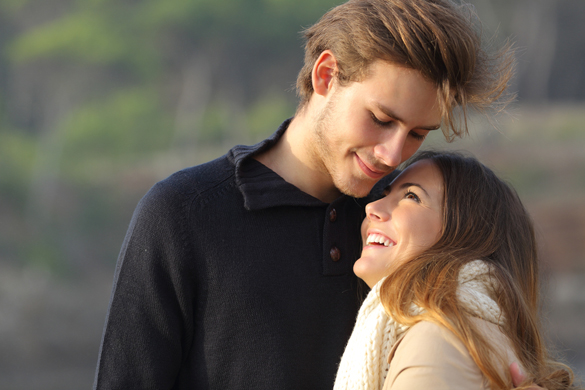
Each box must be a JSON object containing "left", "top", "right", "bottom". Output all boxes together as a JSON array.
[{"left": 365, "top": 233, "right": 395, "bottom": 247}]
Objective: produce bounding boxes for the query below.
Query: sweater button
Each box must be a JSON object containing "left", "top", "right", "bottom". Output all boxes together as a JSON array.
[
  {"left": 329, "top": 208, "right": 337, "bottom": 222},
  {"left": 330, "top": 247, "right": 341, "bottom": 262}
]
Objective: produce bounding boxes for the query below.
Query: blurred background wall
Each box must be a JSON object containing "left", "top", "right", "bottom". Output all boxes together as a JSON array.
[{"left": 0, "top": 0, "right": 584, "bottom": 388}]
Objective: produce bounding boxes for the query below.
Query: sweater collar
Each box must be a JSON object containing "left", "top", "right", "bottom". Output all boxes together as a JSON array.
[{"left": 228, "top": 119, "right": 357, "bottom": 211}]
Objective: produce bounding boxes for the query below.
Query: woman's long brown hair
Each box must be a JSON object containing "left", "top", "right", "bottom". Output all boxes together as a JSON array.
[{"left": 379, "top": 150, "right": 577, "bottom": 389}]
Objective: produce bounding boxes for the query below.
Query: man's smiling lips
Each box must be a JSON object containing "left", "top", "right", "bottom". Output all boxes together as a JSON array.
[{"left": 355, "top": 153, "right": 388, "bottom": 179}]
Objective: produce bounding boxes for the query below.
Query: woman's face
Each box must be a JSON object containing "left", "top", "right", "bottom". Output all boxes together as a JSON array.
[{"left": 354, "top": 159, "right": 444, "bottom": 288}]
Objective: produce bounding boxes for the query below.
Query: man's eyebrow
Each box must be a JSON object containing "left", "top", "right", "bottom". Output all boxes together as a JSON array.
[{"left": 376, "top": 103, "right": 441, "bottom": 131}]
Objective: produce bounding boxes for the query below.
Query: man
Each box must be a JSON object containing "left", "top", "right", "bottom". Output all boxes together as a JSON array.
[{"left": 94, "top": 0, "right": 515, "bottom": 388}]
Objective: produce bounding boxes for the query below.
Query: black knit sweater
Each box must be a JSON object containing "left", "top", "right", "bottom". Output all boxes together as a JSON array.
[{"left": 93, "top": 120, "right": 393, "bottom": 389}]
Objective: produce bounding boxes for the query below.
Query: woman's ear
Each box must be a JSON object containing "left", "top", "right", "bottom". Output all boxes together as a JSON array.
[{"left": 312, "top": 50, "right": 338, "bottom": 97}]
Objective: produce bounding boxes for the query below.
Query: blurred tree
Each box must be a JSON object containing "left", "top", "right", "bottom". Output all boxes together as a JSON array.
[
  {"left": 0, "top": 0, "right": 340, "bottom": 272},
  {"left": 1, "top": 0, "right": 584, "bottom": 274}
]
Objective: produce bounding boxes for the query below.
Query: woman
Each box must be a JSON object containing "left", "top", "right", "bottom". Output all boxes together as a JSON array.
[{"left": 334, "top": 151, "right": 577, "bottom": 390}]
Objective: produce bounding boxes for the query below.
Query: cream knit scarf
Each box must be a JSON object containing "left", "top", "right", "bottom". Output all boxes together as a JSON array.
[{"left": 333, "top": 260, "right": 503, "bottom": 390}]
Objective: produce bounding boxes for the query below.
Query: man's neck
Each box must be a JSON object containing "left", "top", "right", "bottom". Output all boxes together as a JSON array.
[{"left": 254, "top": 114, "right": 342, "bottom": 203}]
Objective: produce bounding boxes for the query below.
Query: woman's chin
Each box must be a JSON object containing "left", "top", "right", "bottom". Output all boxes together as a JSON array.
[{"left": 353, "top": 260, "right": 380, "bottom": 288}]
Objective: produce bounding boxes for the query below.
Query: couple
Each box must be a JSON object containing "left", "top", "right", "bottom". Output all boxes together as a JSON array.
[{"left": 94, "top": 0, "right": 578, "bottom": 389}]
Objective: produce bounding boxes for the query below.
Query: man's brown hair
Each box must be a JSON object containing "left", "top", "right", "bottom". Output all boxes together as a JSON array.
[{"left": 296, "top": 0, "right": 515, "bottom": 140}]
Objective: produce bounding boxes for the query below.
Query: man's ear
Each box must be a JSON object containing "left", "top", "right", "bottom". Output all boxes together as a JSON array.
[{"left": 312, "top": 50, "right": 338, "bottom": 97}]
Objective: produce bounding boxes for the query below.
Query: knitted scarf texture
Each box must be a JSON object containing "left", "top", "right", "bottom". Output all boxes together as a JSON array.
[{"left": 333, "top": 260, "right": 503, "bottom": 390}]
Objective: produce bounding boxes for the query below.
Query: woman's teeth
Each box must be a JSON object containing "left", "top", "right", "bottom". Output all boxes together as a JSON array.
[{"left": 366, "top": 234, "right": 393, "bottom": 247}]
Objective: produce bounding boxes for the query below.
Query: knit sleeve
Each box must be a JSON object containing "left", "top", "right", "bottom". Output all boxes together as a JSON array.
[
  {"left": 383, "top": 321, "right": 489, "bottom": 390},
  {"left": 94, "top": 173, "right": 198, "bottom": 390}
]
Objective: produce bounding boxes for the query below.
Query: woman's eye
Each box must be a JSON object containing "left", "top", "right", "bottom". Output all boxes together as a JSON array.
[{"left": 405, "top": 191, "right": 420, "bottom": 202}]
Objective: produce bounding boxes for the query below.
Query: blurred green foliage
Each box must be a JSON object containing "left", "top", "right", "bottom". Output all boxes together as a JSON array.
[
  {"left": 0, "top": 128, "right": 36, "bottom": 203},
  {"left": 1, "top": 0, "right": 584, "bottom": 276},
  {"left": 60, "top": 87, "right": 173, "bottom": 172},
  {"left": 0, "top": 0, "right": 336, "bottom": 274}
]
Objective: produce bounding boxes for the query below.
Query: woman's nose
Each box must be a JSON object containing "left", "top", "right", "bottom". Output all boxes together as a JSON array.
[{"left": 366, "top": 199, "right": 390, "bottom": 221}]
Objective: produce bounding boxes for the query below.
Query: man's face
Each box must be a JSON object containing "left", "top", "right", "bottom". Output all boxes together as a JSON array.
[{"left": 311, "top": 60, "right": 442, "bottom": 198}]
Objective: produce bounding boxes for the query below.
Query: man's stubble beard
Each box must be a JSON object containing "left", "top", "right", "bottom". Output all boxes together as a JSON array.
[{"left": 311, "top": 96, "right": 375, "bottom": 199}]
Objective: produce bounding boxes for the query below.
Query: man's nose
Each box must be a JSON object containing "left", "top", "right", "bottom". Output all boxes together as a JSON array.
[{"left": 373, "top": 130, "right": 408, "bottom": 168}]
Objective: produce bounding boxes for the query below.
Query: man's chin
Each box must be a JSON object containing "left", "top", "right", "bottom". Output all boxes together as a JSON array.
[{"left": 336, "top": 181, "right": 375, "bottom": 199}]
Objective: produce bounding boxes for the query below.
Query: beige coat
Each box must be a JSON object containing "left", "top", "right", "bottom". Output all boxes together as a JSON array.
[{"left": 383, "top": 320, "right": 519, "bottom": 390}]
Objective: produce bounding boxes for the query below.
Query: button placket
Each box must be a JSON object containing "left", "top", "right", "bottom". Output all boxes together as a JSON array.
[{"left": 322, "top": 197, "right": 365, "bottom": 275}]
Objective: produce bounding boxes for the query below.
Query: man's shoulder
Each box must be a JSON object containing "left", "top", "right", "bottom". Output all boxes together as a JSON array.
[
  {"left": 156, "top": 154, "right": 235, "bottom": 197},
  {"left": 137, "top": 154, "right": 236, "bottom": 214}
]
